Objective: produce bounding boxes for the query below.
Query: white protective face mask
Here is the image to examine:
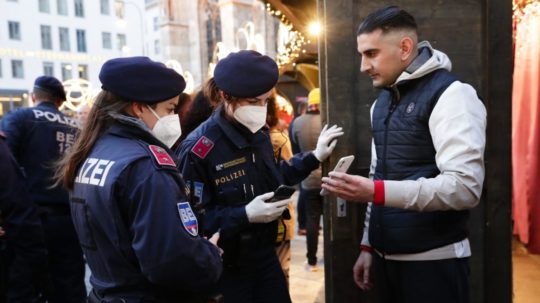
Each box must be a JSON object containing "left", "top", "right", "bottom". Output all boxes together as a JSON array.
[
  {"left": 147, "top": 105, "right": 182, "bottom": 148},
  {"left": 233, "top": 105, "right": 267, "bottom": 133}
]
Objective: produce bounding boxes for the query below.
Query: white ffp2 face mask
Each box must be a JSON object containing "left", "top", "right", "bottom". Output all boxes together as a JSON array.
[
  {"left": 233, "top": 105, "right": 267, "bottom": 133},
  {"left": 147, "top": 105, "right": 182, "bottom": 148}
]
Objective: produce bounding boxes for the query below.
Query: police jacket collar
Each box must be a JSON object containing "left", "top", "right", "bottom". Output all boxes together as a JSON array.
[
  {"left": 36, "top": 101, "right": 58, "bottom": 110},
  {"left": 108, "top": 112, "right": 171, "bottom": 151},
  {"left": 214, "top": 105, "right": 269, "bottom": 149}
]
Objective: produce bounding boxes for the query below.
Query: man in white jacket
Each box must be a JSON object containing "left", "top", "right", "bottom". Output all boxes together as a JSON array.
[{"left": 321, "top": 6, "right": 486, "bottom": 303}]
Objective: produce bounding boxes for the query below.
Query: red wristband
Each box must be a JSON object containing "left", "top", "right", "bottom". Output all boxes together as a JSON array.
[
  {"left": 360, "top": 245, "right": 374, "bottom": 254},
  {"left": 373, "top": 180, "right": 385, "bottom": 205}
]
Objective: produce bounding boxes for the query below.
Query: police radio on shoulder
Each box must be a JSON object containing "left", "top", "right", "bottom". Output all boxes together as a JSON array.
[{"left": 320, "top": 155, "right": 355, "bottom": 196}]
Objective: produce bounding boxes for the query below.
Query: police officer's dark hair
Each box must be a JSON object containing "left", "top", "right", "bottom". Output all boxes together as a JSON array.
[
  {"left": 55, "top": 91, "right": 129, "bottom": 189},
  {"left": 33, "top": 87, "right": 63, "bottom": 103},
  {"left": 356, "top": 6, "right": 417, "bottom": 36}
]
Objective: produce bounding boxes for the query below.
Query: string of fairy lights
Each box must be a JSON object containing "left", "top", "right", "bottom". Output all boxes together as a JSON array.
[{"left": 264, "top": 2, "right": 309, "bottom": 68}]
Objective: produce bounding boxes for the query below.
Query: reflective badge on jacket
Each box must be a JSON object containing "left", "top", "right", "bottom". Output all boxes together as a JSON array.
[
  {"left": 177, "top": 202, "right": 198, "bottom": 237},
  {"left": 149, "top": 145, "right": 176, "bottom": 167},
  {"left": 191, "top": 136, "right": 214, "bottom": 159}
]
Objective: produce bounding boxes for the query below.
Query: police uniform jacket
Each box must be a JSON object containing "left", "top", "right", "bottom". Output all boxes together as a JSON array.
[
  {"left": 0, "top": 134, "right": 48, "bottom": 301},
  {"left": 71, "top": 114, "right": 222, "bottom": 302},
  {"left": 177, "top": 106, "right": 320, "bottom": 266},
  {"left": 0, "top": 102, "right": 78, "bottom": 207}
]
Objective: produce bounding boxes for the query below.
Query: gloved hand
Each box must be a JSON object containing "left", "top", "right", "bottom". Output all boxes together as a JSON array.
[
  {"left": 313, "top": 124, "right": 344, "bottom": 162},
  {"left": 245, "top": 192, "right": 290, "bottom": 223}
]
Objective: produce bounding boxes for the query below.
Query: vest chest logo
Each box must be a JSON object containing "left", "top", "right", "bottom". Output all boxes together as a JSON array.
[
  {"left": 74, "top": 158, "right": 115, "bottom": 186},
  {"left": 406, "top": 102, "right": 416, "bottom": 114},
  {"left": 214, "top": 169, "right": 246, "bottom": 186},
  {"left": 215, "top": 156, "right": 247, "bottom": 171},
  {"left": 191, "top": 136, "right": 214, "bottom": 159},
  {"left": 177, "top": 202, "right": 198, "bottom": 237},
  {"left": 149, "top": 145, "right": 176, "bottom": 167}
]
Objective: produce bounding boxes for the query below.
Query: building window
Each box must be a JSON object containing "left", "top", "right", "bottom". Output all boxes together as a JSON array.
[
  {"left": 74, "top": 0, "right": 84, "bottom": 17},
  {"left": 78, "top": 64, "right": 88, "bottom": 79},
  {"left": 154, "top": 39, "right": 160, "bottom": 54},
  {"left": 115, "top": 1, "right": 125, "bottom": 19},
  {"left": 43, "top": 62, "right": 54, "bottom": 76},
  {"left": 100, "top": 0, "right": 109, "bottom": 15},
  {"left": 117, "top": 33, "right": 126, "bottom": 51},
  {"left": 39, "top": 0, "right": 50, "bottom": 13},
  {"left": 11, "top": 60, "right": 24, "bottom": 79},
  {"left": 0, "top": 60, "right": 3, "bottom": 78},
  {"left": 76, "top": 29, "right": 87, "bottom": 52},
  {"left": 59, "top": 27, "right": 70, "bottom": 51},
  {"left": 8, "top": 21, "right": 21, "bottom": 40},
  {"left": 153, "top": 16, "right": 159, "bottom": 31},
  {"left": 61, "top": 63, "right": 72, "bottom": 81},
  {"left": 57, "top": 0, "right": 68, "bottom": 15},
  {"left": 102, "top": 32, "right": 112, "bottom": 49},
  {"left": 41, "top": 25, "right": 53, "bottom": 50}
]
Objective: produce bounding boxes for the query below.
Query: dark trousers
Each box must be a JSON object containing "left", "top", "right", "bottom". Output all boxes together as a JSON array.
[
  {"left": 41, "top": 214, "right": 86, "bottom": 303},
  {"left": 304, "top": 189, "right": 323, "bottom": 265},
  {"left": 372, "top": 254, "right": 470, "bottom": 303},
  {"left": 219, "top": 249, "right": 291, "bottom": 303},
  {"left": 296, "top": 187, "right": 307, "bottom": 230}
]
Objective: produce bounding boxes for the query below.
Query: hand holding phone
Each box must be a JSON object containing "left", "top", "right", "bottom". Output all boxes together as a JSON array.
[
  {"left": 266, "top": 185, "right": 295, "bottom": 203},
  {"left": 320, "top": 155, "right": 355, "bottom": 196}
]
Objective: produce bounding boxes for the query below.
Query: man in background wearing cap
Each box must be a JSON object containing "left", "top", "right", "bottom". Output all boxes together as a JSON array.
[
  {"left": 56, "top": 56, "right": 222, "bottom": 303},
  {"left": 0, "top": 76, "right": 85, "bottom": 302},
  {"left": 290, "top": 88, "right": 325, "bottom": 272},
  {"left": 178, "top": 50, "right": 343, "bottom": 303}
]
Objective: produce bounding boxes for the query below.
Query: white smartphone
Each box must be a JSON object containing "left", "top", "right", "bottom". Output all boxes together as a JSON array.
[{"left": 320, "top": 155, "right": 355, "bottom": 196}]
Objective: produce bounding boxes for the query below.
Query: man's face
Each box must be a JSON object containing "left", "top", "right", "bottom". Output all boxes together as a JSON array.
[{"left": 357, "top": 29, "right": 405, "bottom": 88}]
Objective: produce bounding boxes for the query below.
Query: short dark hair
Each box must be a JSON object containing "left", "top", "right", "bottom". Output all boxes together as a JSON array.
[
  {"left": 33, "top": 87, "right": 62, "bottom": 102},
  {"left": 356, "top": 6, "right": 417, "bottom": 36}
]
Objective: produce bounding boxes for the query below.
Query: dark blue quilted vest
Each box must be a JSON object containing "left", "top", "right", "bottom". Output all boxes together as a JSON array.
[{"left": 369, "top": 69, "right": 469, "bottom": 254}]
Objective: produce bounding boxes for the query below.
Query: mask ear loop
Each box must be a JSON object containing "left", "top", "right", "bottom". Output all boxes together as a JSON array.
[{"left": 146, "top": 105, "right": 161, "bottom": 120}]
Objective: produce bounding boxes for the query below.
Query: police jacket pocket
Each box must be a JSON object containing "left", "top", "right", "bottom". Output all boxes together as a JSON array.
[
  {"left": 70, "top": 197, "right": 97, "bottom": 250},
  {"left": 217, "top": 185, "right": 246, "bottom": 206}
]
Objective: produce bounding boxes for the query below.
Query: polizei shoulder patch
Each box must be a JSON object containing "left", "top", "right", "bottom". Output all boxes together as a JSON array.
[{"left": 191, "top": 136, "right": 214, "bottom": 159}]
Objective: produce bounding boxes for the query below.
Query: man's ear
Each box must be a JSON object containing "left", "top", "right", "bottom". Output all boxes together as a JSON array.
[{"left": 400, "top": 37, "right": 415, "bottom": 61}]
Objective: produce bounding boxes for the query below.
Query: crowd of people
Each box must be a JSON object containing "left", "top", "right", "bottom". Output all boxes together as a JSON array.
[{"left": 0, "top": 5, "right": 486, "bottom": 303}]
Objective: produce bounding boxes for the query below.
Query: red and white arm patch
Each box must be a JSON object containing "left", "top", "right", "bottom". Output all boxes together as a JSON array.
[
  {"left": 191, "top": 136, "right": 214, "bottom": 159},
  {"left": 148, "top": 145, "right": 176, "bottom": 167}
]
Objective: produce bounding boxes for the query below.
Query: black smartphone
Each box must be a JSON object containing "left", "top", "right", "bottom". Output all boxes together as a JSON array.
[{"left": 266, "top": 185, "right": 295, "bottom": 203}]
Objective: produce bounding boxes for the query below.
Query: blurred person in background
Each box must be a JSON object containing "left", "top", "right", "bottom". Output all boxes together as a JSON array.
[
  {"left": 290, "top": 88, "right": 324, "bottom": 272},
  {"left": 0, "top": 75, "right": 85, "bottom": 303}
]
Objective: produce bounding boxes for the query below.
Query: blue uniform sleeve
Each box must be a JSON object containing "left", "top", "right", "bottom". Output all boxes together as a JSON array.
[
  {"left": 122, "top": 163, "right": 222, "bottom": 291},
  {"left": 177, "top": 140, "right": 250, "bottom": 240},
  {"left": 279, "top": 151, "right": 320, "bottom": 186},
  {"left": 0, "top": 110, "right": 26, "bottom": 159}
]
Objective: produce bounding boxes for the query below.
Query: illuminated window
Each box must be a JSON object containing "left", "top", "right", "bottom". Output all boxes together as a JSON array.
[
  {"left": 61, "top": 63, "right": 72, "bottom": 81},
  {"left": 78, "top": 64, "right": 88, "bottom": 79}
]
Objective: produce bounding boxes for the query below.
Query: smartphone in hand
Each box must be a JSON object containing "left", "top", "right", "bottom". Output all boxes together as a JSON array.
[
  {"left": 320, "top": 155, "right": 355, "bottom": 196},
  {"left": 266, "top": 185, "right": 296, "bottom": 203}
]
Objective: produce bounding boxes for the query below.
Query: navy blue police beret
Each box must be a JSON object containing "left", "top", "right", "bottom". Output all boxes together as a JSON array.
[
  {"left": 214, "top": 50, "right": 279, "bottom": 98},
  {"left": 99, "top": 56, "right": 186, "bottom": 104},
  {"left": 34, "top": 76, "right": 66, "bottom": 101}
]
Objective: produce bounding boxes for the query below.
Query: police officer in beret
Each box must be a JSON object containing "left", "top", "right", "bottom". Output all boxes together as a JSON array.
[
  {"left": 0, "top": 132, "right": 49, "bottom": 303},
  {"left": 177, "top": 50, "right": 344, "bottom": 303},
  {"left": 0, "top": 75, "right": 85, "bottom": 302},
  {"left": 55, "top": 56, "right": 223, "bottom": 303}
]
